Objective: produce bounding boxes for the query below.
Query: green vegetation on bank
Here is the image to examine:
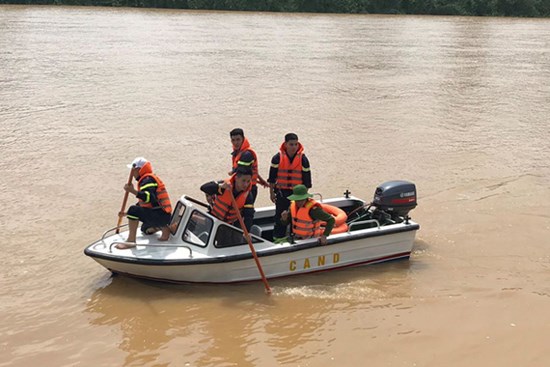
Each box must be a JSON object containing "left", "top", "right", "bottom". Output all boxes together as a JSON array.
[{"left": 2, "top": 0, "right": 550, "bottom": 17}]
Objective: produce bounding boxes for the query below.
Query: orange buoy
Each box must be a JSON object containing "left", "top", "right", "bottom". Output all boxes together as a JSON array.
[
  {"left": 329, "top": 222, "right": 349, "bottom": 234},
  {"left": 320, "top": 203, "right": 348, "bottom": 234}
]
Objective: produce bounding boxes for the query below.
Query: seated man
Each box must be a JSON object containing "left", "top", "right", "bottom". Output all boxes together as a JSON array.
[
  {"left": 200, "top": 166, "right": 255, "bottom": 232},
  {"left": 117, "top": 157, "right": 172, "bottom": 249},
  {"left": 281, "top": 185, "right": 335, "bottom": 245}
]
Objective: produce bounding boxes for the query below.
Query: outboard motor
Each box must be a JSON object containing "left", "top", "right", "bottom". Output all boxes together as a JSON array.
[{"left": 372, "top": 180, "right": 417, "bottom": 223}]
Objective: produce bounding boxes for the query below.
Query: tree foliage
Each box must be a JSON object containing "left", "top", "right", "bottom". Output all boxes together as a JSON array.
[{"left": 1, "top": 0, "right": 549, "bottom": 17}]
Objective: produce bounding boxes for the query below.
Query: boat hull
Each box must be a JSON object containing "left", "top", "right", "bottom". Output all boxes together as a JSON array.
[{"left": 86, "top": 227, "right": 417, "bottom": 284}]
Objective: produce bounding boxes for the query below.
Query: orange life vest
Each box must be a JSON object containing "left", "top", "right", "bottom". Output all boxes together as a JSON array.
[
  {"left": 211, "top": 175, "right": 251, "bottom": 224},
  {"left": 276, "top": 142, "right": 305, "bottom": 190},
  {"left": 232, "top": 137, "right": 259, "bottom": 186},
  {"left": 290, "top": 199, "right": 322, "bottom": 239},
  {"left": 137, "top": 163, "right": 172, "bottom": 214}
]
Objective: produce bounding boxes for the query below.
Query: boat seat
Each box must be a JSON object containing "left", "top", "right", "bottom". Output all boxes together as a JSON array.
[{"left": 250, "top": 225, "right": 263, "bottom": 237}]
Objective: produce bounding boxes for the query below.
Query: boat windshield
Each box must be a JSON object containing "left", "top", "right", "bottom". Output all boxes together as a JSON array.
[
  {"left": 182, "top": 210, "right": 213, "bottom": 248},
  {"left": 169, "top": 202, "right": 186, "bottom": 235}
]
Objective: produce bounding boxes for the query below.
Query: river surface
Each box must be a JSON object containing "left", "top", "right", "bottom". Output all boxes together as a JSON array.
[{"left": 1, "top": 5, "right": 549, "bottom": 367}]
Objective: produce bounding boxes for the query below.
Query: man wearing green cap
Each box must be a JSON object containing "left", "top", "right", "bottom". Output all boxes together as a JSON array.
[{"left": 280, "top": 184, "right": 335, "bottom": 245}]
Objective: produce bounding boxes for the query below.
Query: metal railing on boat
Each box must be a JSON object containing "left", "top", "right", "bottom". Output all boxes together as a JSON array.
[
  {"left": 92, "top": 224, "right": 193, "bottom": 257},
  {"left": 101, "top": 224, "right": 128, "bottom": 241},
  {"left": 108, "top": 242, "right": 193, "bottom": 257},
  {"left": 312, "top": 192, "right": 323, "bottom": 202},
  {"left": 347, "top": 219, "right": 380, "bottom": 232},
  {"left": 88, "top": 224, "right": 129, "bottom": 250}
]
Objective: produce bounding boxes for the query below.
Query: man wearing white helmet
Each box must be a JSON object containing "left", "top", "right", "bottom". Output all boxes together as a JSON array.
[{"left": 116, "top": 157, "right": 172, "bottom": 249}]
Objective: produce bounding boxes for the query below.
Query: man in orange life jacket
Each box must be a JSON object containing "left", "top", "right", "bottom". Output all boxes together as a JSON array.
[
  {"left": 268, "top": 133, "right": 312, "bottom": 243},
  {"left": 116, "top": 157, "right": 173, "bottom": 249},
  {"left": 281, "top": 185, "right": 335, "bottom": 246},
  {"left": 229, "top": 128, "right": 268, "bottom": 203},
  {"left": 200, "top": 166, "right": 255, "bottom": 231}
]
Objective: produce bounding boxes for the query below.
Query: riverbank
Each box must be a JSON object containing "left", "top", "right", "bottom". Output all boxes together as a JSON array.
[{"left": 1, "top": 0, "right": 550, "bottom": 18}]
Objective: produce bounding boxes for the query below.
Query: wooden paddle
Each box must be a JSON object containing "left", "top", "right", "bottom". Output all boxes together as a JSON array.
[
  {"left": 116, "top": 169, "right": 134, "bottom": 234},
  {"left": 229, "top": 189, "right": 271, "bottom": 295}
]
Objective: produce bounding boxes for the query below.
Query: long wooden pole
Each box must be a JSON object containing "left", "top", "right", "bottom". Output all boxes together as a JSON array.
[
  {"left": 229, "top": 189, "right": 271, "bottom": 295},
  {"left": 116, "top": 170, "right": 134, "bottom": 234}
]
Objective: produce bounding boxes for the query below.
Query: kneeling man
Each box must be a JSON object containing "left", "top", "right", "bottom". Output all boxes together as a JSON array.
[{"left": 117, "top": 157, "right": 172, "bottom": 249}]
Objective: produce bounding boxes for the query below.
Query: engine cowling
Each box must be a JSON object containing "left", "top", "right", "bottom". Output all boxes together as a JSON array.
[{"left": 373, "top": 180, "right": 417, "bottom": 218}]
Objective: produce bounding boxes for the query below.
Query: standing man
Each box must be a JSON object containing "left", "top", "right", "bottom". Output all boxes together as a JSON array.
[
  {"left": 267, "top": 133, "right": 312, "bottom": 243},
  {"left": 229, "top": 128, "right": 268, "bottom": 203},
  {"left": 116, "top": 157, "right": 172, "bottom": 249}
]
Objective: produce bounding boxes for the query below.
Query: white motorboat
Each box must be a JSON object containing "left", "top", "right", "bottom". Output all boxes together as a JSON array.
[{"left": 84, "top": 181, "right": 419, "bottom": 284}]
